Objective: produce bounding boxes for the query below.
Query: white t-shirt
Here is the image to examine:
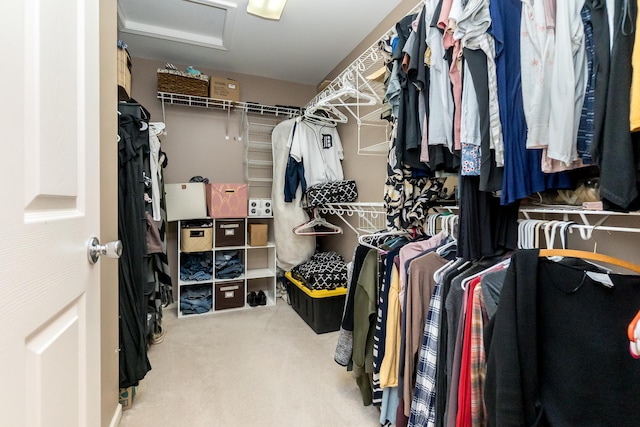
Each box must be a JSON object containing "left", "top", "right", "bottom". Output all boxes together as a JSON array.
[
  {"left": 289, "top": 120, "right": 344, "bottom": 187},
  {"left": 547, "top": 0, "right": 587, "bottom": 166}
]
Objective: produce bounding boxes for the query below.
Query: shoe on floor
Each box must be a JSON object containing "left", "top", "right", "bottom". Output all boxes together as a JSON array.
[
  {"left": 256, "top": 290, "right": 267, "bottom": 306},
  {"left": 247, "top": 291, "right": 258, "bottom": 307}
]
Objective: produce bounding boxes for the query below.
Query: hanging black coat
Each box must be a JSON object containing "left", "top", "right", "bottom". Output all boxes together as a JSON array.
[{"left": 118, "top": 112, "right": 151, "bottom": 388}]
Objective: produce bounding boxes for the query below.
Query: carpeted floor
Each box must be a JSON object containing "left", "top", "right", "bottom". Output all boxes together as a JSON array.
[{"left": 119, "top": 298, "right": 380, "bottom": 426}]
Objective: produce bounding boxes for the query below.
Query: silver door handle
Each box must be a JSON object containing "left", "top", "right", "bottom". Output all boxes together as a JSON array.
[{"left": 87, "top": 236, "right": 122, "bottom": 264}]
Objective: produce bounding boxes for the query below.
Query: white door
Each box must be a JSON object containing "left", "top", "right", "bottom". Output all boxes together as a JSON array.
[{"left": 0, "top": 0, "right": 103, "bottom": 425}]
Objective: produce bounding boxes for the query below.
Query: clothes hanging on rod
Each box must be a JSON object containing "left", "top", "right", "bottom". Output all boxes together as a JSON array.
[
  {"left": 118, "top": 100, "right": 173, "bottom": 387},
  {"left": 485, "top": 249, "right": 640, "bottom": 426},
  {"left": 339, "top": 238, "right": 640, "bottom": 426},
  {"left": 375, "top": 1, "right": 640, "bottom": 263},
  {"left": 336, "top": 189, "right": 640, "bottom": 424},
  {"left": 118, "top": 102, "right": 152, "bottom": 388}
]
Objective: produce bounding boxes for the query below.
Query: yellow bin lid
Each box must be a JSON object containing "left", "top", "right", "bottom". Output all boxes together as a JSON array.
[{"left": 284, "top": 271, "right": 347, "bottom": 298}]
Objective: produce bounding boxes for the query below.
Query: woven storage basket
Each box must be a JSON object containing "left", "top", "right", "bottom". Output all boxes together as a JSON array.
[
  {"left": 157, "top": 69, "right": 210, "bottom": 97},
  {"left": 180, "top": 226, "right": 213, "bottom": 253},
  {"left": 117, "top": 48, "right": 131, "bottom": 100}
]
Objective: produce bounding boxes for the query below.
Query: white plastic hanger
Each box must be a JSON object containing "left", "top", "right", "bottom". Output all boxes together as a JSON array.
[
  {"left": 292, "top": 209, "right": 343, "bottom": 236},
  {"left": 358, "top": 230, "right": 410, "bottom": 253},
  {"left": 303, "top": 103, "right": 348, "bottom": 126},
  {"left": 433, "top": 258, "right": 457, "bottom": 284},
  {"left": 316, "top": 78, "right": 378, "bottom": 107},
  {"left": 460, "top": 258, "right": 511, "bottom": 290}
]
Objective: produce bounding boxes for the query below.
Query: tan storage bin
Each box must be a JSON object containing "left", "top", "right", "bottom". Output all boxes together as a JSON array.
[
  {"left": 180, "top": 226, "right": 213, "bottom": 253},
  {"left": 248, "top": 223, "right": 268, "bottom": 246}
]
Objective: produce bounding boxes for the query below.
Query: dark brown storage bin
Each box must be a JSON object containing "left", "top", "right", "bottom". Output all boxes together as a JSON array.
[
  {"left": 214, "top": 281, "right": 245, "bottom": 310},
  {"left": 215, "top": 219, "right": 245, "bottom": 247}
]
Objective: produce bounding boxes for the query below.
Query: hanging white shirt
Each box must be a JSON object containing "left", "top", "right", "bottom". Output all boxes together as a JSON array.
[
  {"left": 148, "top": 123, "right": 164, "bottom": 221},
  {"left": 289, "top": 120, "right": 344, "bottom": 187},
  {"left": 547, "top": 0, "right": 587, "bottom": 166},
  {"left": 520, "top": 0, "right": 555, "bottom": 149}
]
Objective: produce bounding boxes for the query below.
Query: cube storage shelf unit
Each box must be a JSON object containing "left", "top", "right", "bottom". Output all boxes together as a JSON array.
[{"left": 177, "top": 217, "right": 276, "bottom": 318}]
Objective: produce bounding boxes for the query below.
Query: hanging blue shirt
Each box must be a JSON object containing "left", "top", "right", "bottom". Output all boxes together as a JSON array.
[{"left": 490, "top": 0, "right": 570, "bottom": 206}]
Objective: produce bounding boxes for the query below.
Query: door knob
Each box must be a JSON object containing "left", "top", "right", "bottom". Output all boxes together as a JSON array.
[{"left": 87, "top": 236, "right": 122, "bottom": 264}]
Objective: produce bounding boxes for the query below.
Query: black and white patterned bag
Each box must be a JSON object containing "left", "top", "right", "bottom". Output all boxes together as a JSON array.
[
  {"left": 304, "top": 180, "right": 358, "bottom": 207},
  {"left": 290, "top": 251, "right": 348, "bottom": 291}
]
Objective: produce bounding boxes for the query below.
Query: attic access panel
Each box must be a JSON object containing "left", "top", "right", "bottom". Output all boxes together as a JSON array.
[{"left": 117, "top": 0, "right": 237, "bottom": 50}]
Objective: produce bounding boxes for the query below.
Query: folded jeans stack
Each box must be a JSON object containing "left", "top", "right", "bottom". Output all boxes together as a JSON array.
[
  {"left": 180, "top": 252, "right": 213, "bottom": 281},
  {"left": 215, "top": 250, "right": 244, "bottom": 279},
  {"left": 180, "top": 285, "right": 213, "bottom": 314}
]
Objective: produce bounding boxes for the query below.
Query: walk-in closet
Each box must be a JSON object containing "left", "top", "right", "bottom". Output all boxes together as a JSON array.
[{"left": 5, "top": 0, "right": 640, "bottom": 426}]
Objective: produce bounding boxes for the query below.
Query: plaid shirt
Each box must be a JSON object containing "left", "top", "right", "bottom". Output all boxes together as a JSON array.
[
  {"left": 471, "top": 284, "right": 487, "bottom": 426},
  {"left": 408, "top": 281, "right": 442, "bottom": 427}
]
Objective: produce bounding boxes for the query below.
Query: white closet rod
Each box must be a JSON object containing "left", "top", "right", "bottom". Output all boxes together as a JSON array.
[{"left": 313, "top": 202, "right": 640, "bottom": 238}]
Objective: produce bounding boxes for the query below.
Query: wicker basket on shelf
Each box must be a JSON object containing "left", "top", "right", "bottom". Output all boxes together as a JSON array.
[{"left": 157, "top": 68, "right": 210, "bottom": 97}]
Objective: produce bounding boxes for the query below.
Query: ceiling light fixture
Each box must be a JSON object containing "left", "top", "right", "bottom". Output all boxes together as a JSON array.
[{"left": 246, "top": 0, "right": 287, "bottom": 21}]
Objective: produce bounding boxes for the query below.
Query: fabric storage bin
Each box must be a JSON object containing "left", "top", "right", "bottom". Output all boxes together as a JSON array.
[
  {"left": 215, "top": 219, "right": 245, "bottom": 247},
  {"left": 206, "top": 183, "right": 248, "bottom": 218},
  {"left": 165, "top": 183, "right": 207, "bottom": 222},
  {"left": 304, "top": 180, "right": 358, "bottom": 207},
  {"left": 215, "top": 281, "right": 245, "bottom": 310},
  {"left": 180, "top": 224, "right": 213, "bottom": 252},
  {"left": 284, "top": 272, "right": 346, "bottom": 334},
  {"left": 157, "top": 68, "right": 210, "bottom": 97}
]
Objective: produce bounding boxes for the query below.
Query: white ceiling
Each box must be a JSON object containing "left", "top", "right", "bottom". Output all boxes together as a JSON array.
[{"left": 117, "top": 0, "right": 405, "bottom": 86}]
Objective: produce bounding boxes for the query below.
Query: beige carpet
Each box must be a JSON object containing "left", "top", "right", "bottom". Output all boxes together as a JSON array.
[{"left": 119, "top": 298, "right": 380, "bottom": 426}]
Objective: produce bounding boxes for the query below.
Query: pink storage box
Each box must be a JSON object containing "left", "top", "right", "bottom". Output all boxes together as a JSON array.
[{"left": 206, "top": 183, "right": 248, "bottom": 218}]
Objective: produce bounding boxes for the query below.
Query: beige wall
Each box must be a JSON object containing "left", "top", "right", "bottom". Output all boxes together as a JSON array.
[{"left": 100, "top": 0, "right": 120, "bottom": 425}]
